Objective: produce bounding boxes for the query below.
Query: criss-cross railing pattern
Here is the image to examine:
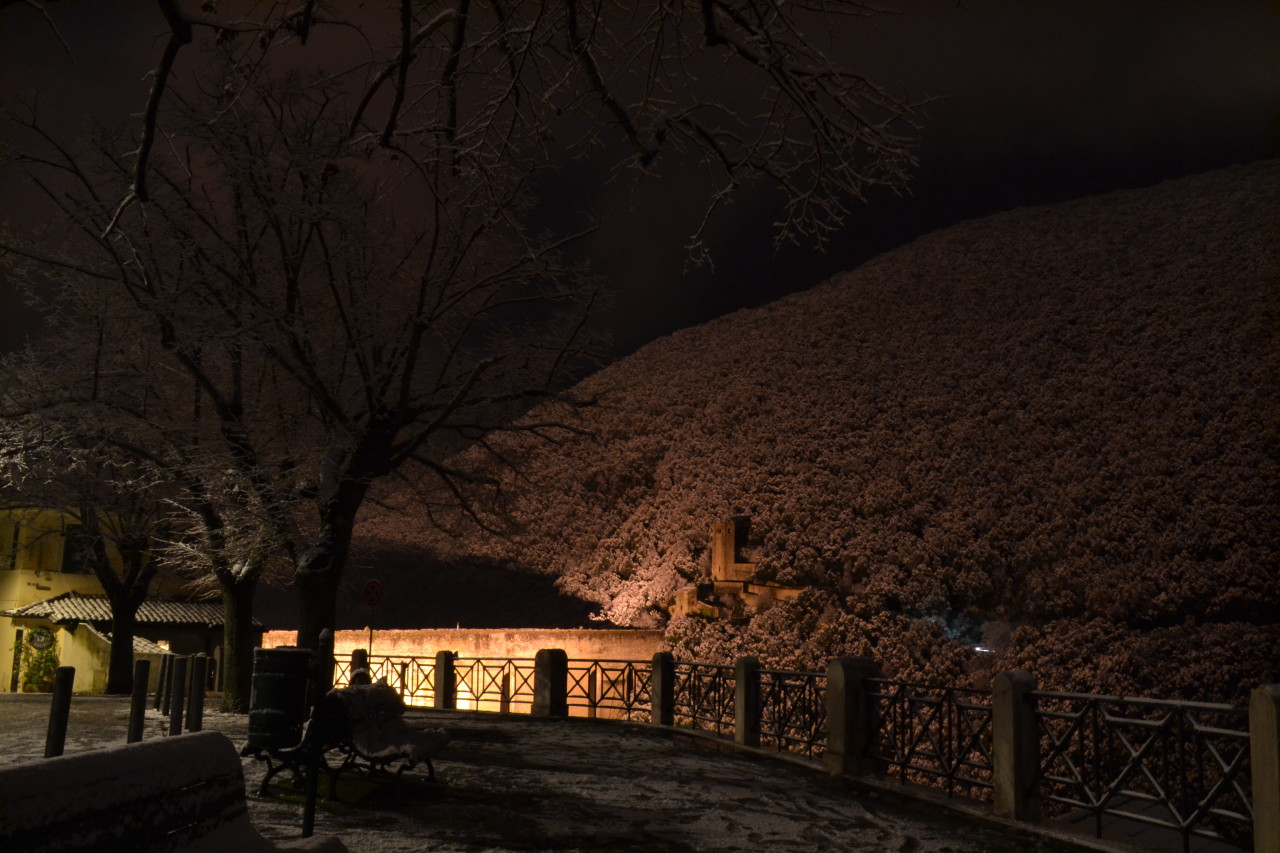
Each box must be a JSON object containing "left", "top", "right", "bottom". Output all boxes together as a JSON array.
[
  {"left": 567, "top": 659, "right": 653, "bottom": 720},
  {"left": 759, "top": 668, "right": 827, "bottom": 757},
  {"left": 331, "top": 653, "right": 436, "bottom": 706},
  {"left": 332, "top": 656, "right": 353, "bottom": 687},
  {"left": 368, "top": 655, "right": 436, "bottom": 706},
  {"left": 673, "top": 662, "right": 735, "bottom": 735},
  {"left": 1030, "top": 691, "right": 1251, "bottom": 852},
  {"left": 867, "top": 679, "right": 994, "bottom": 798},
  {"left": 455, "top": 657, "right": 536, "bottom": 713}
]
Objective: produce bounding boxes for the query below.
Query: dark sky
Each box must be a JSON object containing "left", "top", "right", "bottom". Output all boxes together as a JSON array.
[{"left": 1, "top": 0, "right": 1276, "bottom": 358}]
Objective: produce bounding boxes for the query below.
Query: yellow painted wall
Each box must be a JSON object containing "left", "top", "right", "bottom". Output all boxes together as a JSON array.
[{"left": 0, "top": 507, "right": 163, "bottom": 694}]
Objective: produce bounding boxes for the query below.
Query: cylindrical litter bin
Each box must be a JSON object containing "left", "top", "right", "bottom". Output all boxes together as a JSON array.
[{"left": 247, "top": 647, "right": 314, "bottom": 750}]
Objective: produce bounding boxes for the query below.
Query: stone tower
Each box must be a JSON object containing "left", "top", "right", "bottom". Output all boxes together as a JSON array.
[{"left": 710, "top": 518, "right": 755, "bottom": 583}]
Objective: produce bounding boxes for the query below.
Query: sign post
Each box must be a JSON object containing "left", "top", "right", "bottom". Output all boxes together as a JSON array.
[{"left": 363, "top": 578, "right": 383, "bottom": 658}]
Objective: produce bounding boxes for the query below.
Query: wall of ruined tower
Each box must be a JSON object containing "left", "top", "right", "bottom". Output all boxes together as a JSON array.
[{"left": 261, "top": 627, "right": 664, "bottom": 662}]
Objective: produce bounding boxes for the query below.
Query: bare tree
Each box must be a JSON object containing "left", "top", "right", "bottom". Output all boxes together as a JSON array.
[
  {"left": 1, "top": 1, "right": 918, "bottom": 651},
  {"left": 0, "top": 386, "right": 167, "bottom": 695}
]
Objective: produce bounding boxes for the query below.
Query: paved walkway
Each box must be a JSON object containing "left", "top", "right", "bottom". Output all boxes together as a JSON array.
[{"left": 0, "top": 694, "right": 1095, "bottom": 852}]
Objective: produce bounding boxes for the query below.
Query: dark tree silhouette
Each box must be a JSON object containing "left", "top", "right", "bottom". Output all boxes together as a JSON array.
[{"left": 1, "top": 1, "right": 918, "bottom": 656}]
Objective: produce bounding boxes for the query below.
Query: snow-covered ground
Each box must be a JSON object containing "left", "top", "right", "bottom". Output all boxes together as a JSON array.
[{"left": 0, "top": 694, "right": 1100, "bottom": 852}]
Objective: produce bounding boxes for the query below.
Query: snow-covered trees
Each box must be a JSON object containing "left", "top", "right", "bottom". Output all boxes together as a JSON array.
[{"left": 397, "top": 161, "right": 1280, "bottom": 703}]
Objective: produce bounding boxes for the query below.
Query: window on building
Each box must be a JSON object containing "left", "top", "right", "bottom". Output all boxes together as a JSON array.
[
  {"left": 0, "top": 522, "right": 17, "bottom": 571},
  {"left": 60, "top": 524, "right": 95, "bottom": 575}
]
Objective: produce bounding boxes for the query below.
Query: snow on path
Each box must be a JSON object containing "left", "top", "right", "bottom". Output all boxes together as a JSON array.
[{"left": 0, "top": 695, "right": 1084, "bottom": 852}]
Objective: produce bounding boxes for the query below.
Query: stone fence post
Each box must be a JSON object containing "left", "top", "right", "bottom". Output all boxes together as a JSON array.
[
  {"left": 735, "top": 657, "right": 761, "bottom": 748},
  {"left": 992, "top": 670, "right": 1040, "bottom": 822},
  {"left": 824, "top": 657, "right": 881, "bottom": 775},
  {"left": 1251, "top": 685, "right": 1280, "bottom": 853},
  {"left": 349, "top": 648, "right": 371, "bottom": 685},
  {"left": 651, "top": 652, "right": 675, "bottom": 726},
  {"left": 434, "top": 651, "right": 456, "bottom": 710},
  {"left": 533, "top": 649, "right": 568, "bottom": 717}
]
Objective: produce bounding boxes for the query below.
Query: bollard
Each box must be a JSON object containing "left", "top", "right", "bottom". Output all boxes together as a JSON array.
[
  {"left": 169, "top": 657, "right": 188, "bottom": 737},
  {"left": 187, "top": 654, "right": 207, "bottom": 732},
  {"left": 161, "top": 654, "right": 175, "bottom": 717},
  {"left": 128, "top": 659, "right": 151, "bottom": 743},
  {"left": 44, "top": 667, "right": 75, "bottom": 758},
  {"left": 155, "top": 654, "right": 170, "bottom": 712}
]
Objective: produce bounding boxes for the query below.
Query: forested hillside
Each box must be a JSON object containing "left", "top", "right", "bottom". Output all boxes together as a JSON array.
[{"left": 364, "top": 161, "right": 1279, "bottom": 702}]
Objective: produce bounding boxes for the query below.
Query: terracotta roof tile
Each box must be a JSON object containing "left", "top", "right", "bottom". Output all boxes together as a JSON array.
[{"left": 2, "top": 591, "right": 261, "bottom": 628}]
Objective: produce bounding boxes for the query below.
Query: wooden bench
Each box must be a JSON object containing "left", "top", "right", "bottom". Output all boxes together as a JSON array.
[
  {"left": 0, "top": 731, "right": 346, "bottom": 853},
  {"left": 317, "top": 682, "right": 450, "bottom": 796}
]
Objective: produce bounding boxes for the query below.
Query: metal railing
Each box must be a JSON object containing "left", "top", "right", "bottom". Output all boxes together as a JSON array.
[
  {"left": 867, "top": 678, "right": 995, "bottom": 798},
  {"left": 322, "top": 649, "right": 1261, "bottom": 851},
  {"left": 1029, "top": 691, "right": 1251, "bottom": 852},
  {"left": 673, "top": 662, "right": 735, "bottom": 735},
  {"left": 567, "top": 659, "right": 653, "bottom": 721},
  {"left": 759, "top": 668, "right": 828, "bottom": 757},
  {"left": 455, "top": 657, "right": 536, "bottom": 713}
]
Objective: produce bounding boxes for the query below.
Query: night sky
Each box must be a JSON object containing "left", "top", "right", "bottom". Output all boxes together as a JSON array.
[{"left": 1, "top": 0, "right": 1276, "bottom": 358}]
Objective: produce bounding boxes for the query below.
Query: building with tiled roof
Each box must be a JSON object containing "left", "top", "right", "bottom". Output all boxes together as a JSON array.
[
  {"left": 1, "top": 509, "right": 260, "bottom": 694},
  {"left": 3, "top": 591, "right": 246, "bottom": 629}
]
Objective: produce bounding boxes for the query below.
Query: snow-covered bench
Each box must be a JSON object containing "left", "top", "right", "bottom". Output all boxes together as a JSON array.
[
  {"left": 0, "top": 730, "right": 346, "bottom": 853},
  {"left": 318, "top": 682, "right": 450, "bottom": 796}
]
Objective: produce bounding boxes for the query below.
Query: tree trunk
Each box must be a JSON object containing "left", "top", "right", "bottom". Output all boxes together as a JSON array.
[
  {"left": 218, "top": 572, "right": 259, "bottom": 713},
  {"left": 105, "top": 605, "right": 140, "bottom": 694},
  {"left": 294, "top": 486, "right": 365, "bottom": 650},
  {"left": 295, "top": 555, "right": 341, "bottom": 652}
]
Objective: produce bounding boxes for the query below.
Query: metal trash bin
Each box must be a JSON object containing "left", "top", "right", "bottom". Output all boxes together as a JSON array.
[{"left": 247, "top": 647, "right": 314, "bottom": 750}]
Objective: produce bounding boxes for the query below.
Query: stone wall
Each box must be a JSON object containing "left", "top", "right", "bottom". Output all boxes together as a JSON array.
[{"left": 261, "top": 627, "right": 664, "bottom": 662}]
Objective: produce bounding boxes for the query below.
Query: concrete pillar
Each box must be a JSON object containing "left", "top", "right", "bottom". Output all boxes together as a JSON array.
[
  {"left": 992, "top": 670, "right": 1040, "bottom": 821},
  {"left": 824, "top": 656, "right": 881, "bottom": 775},
  {"left": 532, "top": 649, "right": 568, "bottom": 717},
  {"left": 349, "top": 648, "right": 371, "bottom": 686},
  {"left": 434, "top": 651, "right": 456, "bottom": 710},
  {"left": 1250, "top": 685, "right": 1280, "bottom": 853},
  {"left": 735, "top": 656, "right": 761, "bottom": 748},
  {"left": 651, "top": 652, "right": 675, "bottom": 726}
]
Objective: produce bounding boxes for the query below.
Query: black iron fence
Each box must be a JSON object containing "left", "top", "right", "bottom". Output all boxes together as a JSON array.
[
  {"left": 1029, "top": 690, "right": 1252, "bottom": 852},
  {"left": 323, "top": 648, "right": 1268, "bottom": 852},
  {"left": 866, "top": 679, "right": 994, "bottom": 798},
  {"left": 672, "top": 661, "right": 735, "bottom": 735},
  {"left": 758, "top": 668, "right": 827, "bottom": 757},
  {"left": 567, "top": 659, "right": 652, "bottom": 721}
]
